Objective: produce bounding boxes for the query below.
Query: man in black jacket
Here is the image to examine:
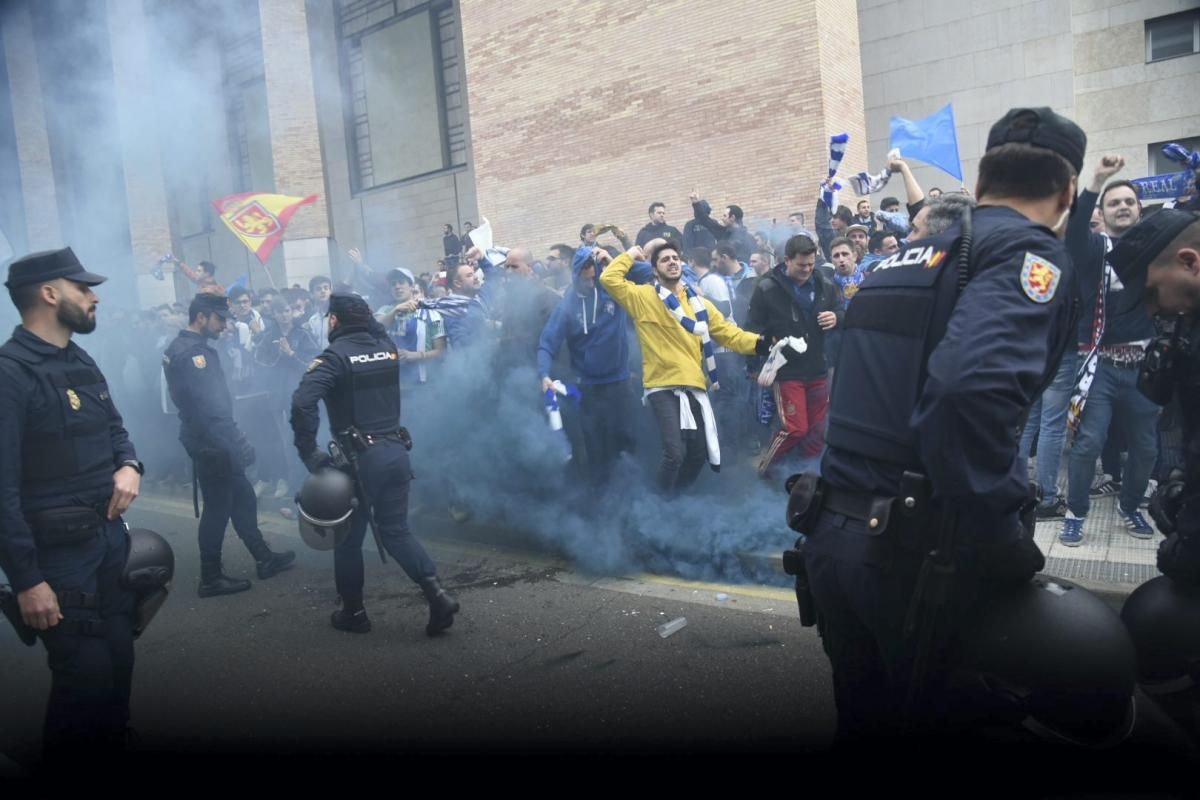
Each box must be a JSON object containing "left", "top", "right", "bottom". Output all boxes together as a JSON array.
[
  {"left": 745, "top": 235, "right": 842, "bottom": 477},
  {"left": 635, "top": 202, "right": 684, "bottom": 247}
]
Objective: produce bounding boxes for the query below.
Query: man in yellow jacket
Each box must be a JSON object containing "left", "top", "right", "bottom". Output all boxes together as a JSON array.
[{"left": 601, "top": 237, "right": 768, "bottom": 494}]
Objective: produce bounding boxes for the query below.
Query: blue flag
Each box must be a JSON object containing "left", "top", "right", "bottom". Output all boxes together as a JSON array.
[{"left": 890, "top": 103, "right": 962, "bottom": 181}]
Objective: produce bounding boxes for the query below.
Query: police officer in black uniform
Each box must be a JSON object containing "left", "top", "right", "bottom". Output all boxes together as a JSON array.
[
  {"left": 291, "top": 293, "right": 459, "bottom": 635},
  {"left": 0, "top": 248, "right": 143, "bottom": 759},
  {"left": 789, "top": 108, "right": 1087, "bottom": 741},
  {"left": 163, "top": 293, "right": 294, "bottom": 597}
]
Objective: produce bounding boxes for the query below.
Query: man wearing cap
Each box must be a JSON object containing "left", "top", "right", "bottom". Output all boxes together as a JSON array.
[
  {"left": 1108, "top": 209, "right": 1200, "bottom": 586},
  {"left": 162, "top": 293, "right": 295, "bottom": 597},
  {"left": 0, "top": 247, "right": 143, "bottom": 758},
  {"left": 796, "top": 107, "right": 1086, "bottom": 739},
  {"left": 291, "top": 293, "right": 460, "bottom": 635},
  {"left": 374, "top": 267, "right": 446, "bottom": 389},
  {"left": 844, "top": 223, "right": 870, "bottom": 262}
]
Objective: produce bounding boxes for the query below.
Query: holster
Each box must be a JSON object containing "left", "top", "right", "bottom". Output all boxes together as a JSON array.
[
  {"left": 27, "top": 506, "right": 103, "bottom": 549},
  {"left": 0, "top": 585, "right": 37, "bottom": 646},
  {"left": 785, "top": 472, "right": 825, "bottom": 534},
  {"left": 781, "top": 538, "right": 818, "bottom": 628}
]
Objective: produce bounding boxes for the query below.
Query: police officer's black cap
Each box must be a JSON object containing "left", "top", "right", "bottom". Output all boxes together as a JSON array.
[
  {"left": 1108, "top": 208, "right": 1200, "bottom": 284},
  {"left": 986, "top": 108, "right": 1087, "bottom": 175},
  {"left": 328, "top": 292, "right": 371, "bottom": 321},
  {"left": 191, "top": 292, "right": 231, "bottom": 318},
  {"left": 5, "top": 247, "right": 107, "bottom": 289}
]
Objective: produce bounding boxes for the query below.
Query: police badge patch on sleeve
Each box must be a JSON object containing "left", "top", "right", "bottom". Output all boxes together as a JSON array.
[
  {"left": 191, "top": 355, "right": 206, "bottom": 369},
  {"left": 1020, "top": 253, "right": 1061, "bottom": 304},
  {"left": 306, "top": 358, "right": 322, "bottom": 373}
]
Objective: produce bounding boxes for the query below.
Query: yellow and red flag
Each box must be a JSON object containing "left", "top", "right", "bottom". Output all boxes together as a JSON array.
[{"left": 211, "top": 192, "right": 318, "bottom": 264}]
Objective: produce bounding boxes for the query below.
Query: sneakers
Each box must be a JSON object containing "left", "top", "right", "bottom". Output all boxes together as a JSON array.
[
  {"left": 1035, "top": 496, "right": 1068, "bottom": 519},
  {"left": 331, "top": 608, "right": 371, "bottom": 634},
  {"left": 1059, "top": 516, "right": 1084, "bottom": 547},
  {"left": 448, "top": 505, "right": 473, "bottom": 524},
  {"left": 272, "top": 479, "right": 289, "bottom": 499},
  {"left": 1118, "top": 508, "right": 1155, "bottom": 539},
  {"left": 253, "top": 480, "right": 269, "bottom": 498},
  {"left": 1089, "top": 473, "right": 1120, "bottom": 498}
]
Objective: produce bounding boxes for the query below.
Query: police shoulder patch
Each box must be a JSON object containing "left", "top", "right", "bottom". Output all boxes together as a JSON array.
[
  {"left": 1020, "top": 252, "right": 1061, "bottom": 304},
  {"left": 191, "top": 355, "right": 206, "bottom": 369},
  {"left": 306, "top": 358, "right": 322, "bottom": 373}
]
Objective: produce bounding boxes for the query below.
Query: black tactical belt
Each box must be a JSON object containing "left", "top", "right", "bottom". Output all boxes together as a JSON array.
[
  {"left": 56, "top": 590, "right": 99, "bottom": 610},
  {"left": 822, "top": 486, "right": 880, "bottom": 521}
]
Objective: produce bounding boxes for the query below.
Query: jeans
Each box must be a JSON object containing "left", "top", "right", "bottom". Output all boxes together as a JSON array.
[
  {"left": 1018, "top": 352, "right": 1077, "bottom": 500},
  {"left": 1066, "top": 359, "right": 1161, "bottom": 518}
]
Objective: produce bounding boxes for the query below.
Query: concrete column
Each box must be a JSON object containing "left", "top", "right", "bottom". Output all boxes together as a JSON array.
[
  {"left": 2, "top": 0, "right": 62, "bottom": 252},
  {"left": 257, "top": 0, "right": 332, "bottom": 287},
  {"left": 107, "top": 0, "right": 176, "bottom": 307}
]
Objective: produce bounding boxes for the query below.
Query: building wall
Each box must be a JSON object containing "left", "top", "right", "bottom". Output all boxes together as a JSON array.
[
  {"left": 1071, "top": 0, "right": 1200, "bottom": 179},
  {"left": 459, "top": 0, "right": 868, "bottom": 255},
  {"left": 858, "top": 0, "right": 1076, "bottom": 193}
]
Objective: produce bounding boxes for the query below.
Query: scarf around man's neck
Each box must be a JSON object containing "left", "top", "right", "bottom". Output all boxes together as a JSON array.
[{"left": 655, "top": 280, "right": 719, "bottom": 390}]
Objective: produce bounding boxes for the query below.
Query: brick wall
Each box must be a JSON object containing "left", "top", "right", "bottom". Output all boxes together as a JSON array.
[{"left": 460, "top": 0, "right": 868, "bottom": 255}]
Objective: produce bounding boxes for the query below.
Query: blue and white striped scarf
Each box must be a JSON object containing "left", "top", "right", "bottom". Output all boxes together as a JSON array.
[
  {"left": 656, "top": 282, "right": 720, "bottom": 390},
  {"left": 822, "top": 133, "right": 849, "bottom": 210}
]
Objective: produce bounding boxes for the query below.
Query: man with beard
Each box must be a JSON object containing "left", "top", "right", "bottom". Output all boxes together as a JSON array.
[
  {"left": 601, "top": 238, "right": 769, "bottom": 494},
  {"left": 0, "top": 248, "right": 144, "bottom": 761},
  {"left": 162, "top": 293, "right": 295, "bottom": 597},
  {"left": 291, "top": 294, "right": 460, "bottom": 635}
]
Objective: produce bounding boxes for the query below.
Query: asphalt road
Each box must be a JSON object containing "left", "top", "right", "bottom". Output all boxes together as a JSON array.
[{"left": 0, "top": 492, "right": 836, "bottom": 769}]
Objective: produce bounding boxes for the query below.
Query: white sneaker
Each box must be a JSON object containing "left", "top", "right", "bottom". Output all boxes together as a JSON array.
[
  {"left": 273, "top": 479, "right": 289, "bottom": 498},
  {"left": 253, "top": 480, "right": 268, "bottom": 498}
]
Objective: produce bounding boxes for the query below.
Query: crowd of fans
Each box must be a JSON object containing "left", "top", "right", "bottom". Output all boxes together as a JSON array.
[{"left": 71, "top": 153, "right": 1186, "bottom": 549}]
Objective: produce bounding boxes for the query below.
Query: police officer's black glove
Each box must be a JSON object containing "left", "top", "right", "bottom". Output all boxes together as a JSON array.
[
  {"left": 1157, "top": 532, "right": 1200, "bottom": 587},
  {"left": 981, "top": 532, "right": 1045, "bottom": 586},
  {"left": 754, "top": 335, "right": 771, "bottom": 357},
  {"left": 304, "top": 451, "right": 334, "bottom": 474},
  {"left": 1147, "top": 470, "right": 1185, "bottom": 536}
]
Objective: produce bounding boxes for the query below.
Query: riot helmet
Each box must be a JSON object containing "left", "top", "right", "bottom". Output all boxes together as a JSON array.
[
  {"left": 947, "top": 576, "right": 1137, "bottom": 747},
  {"left": 120, "top": 528, "right": 174, "bottom": 637},
  {"left": 296, "top": 468, "right": 357, "bottom": 551},
  {"left": 1121, "top": 576, "right": 1200, "bottom": 696}
]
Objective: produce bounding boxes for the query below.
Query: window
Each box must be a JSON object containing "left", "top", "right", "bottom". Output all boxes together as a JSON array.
[
  {"left": 338, "top": 0, "right": 467, "bottom": 192},
  {"left": 1146, "top": 10, "right": 1200, "bottom": 62}
]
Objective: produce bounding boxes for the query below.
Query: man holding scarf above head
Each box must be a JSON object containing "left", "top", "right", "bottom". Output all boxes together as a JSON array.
[{"left": 601, "top": 238, "right": 770, "bottom": 495}]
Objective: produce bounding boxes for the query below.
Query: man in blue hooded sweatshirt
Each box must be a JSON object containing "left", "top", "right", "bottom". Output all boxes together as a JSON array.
[{"left": 538, "top": 246, "right": 639, "bottom": 485}]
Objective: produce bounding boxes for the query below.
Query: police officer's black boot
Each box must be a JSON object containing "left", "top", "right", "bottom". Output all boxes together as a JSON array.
[
  {"left": 331, "top": 593, "right": 370, "bottom": 633},
  {"left": 418, "top": 576, "right": 460, "bottom": 637},
  {"left": 198, "top": 560, "right": 251, "bottom": 597},
  {"left": 249, "top": 542, "right": 296, "bottom": 580}
]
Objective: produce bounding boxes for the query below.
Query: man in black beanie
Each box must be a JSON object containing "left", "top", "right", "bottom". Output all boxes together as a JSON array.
[{"left": 290, "top": 293, "right": 460, "bottom": 635}]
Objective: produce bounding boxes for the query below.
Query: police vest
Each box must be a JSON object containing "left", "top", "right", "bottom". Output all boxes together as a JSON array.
[
  {"left": 824, "top": 231, "right": 965, "bottom": 468},
  {"left": 0, "top": 339, "right": 116, "bottom": 491},
  {"left": 327, "top": 334, "right": 401, "bottom": 435}
]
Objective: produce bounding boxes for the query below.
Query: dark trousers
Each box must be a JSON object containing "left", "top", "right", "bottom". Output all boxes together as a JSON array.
[
  {"left": 37, "top": 518, "right": 136, "bottom": 758},
  {"left": 712, "top": 353, "right": 747, "bottom": 461},
  {"left": 803, "top": 510, "right": 982, "bottom": 740},
  {"left": 647, "top": 390, "right": 709, "bottom": 494},
  {"left": 195, "top": 458, "right": 269, "bottom": 563},
  {"left": 579, "top": 379, "right": 638, "bottom": 485},
  {"left": 334, "top": 440, "right": 438, "bottom": 604}
]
